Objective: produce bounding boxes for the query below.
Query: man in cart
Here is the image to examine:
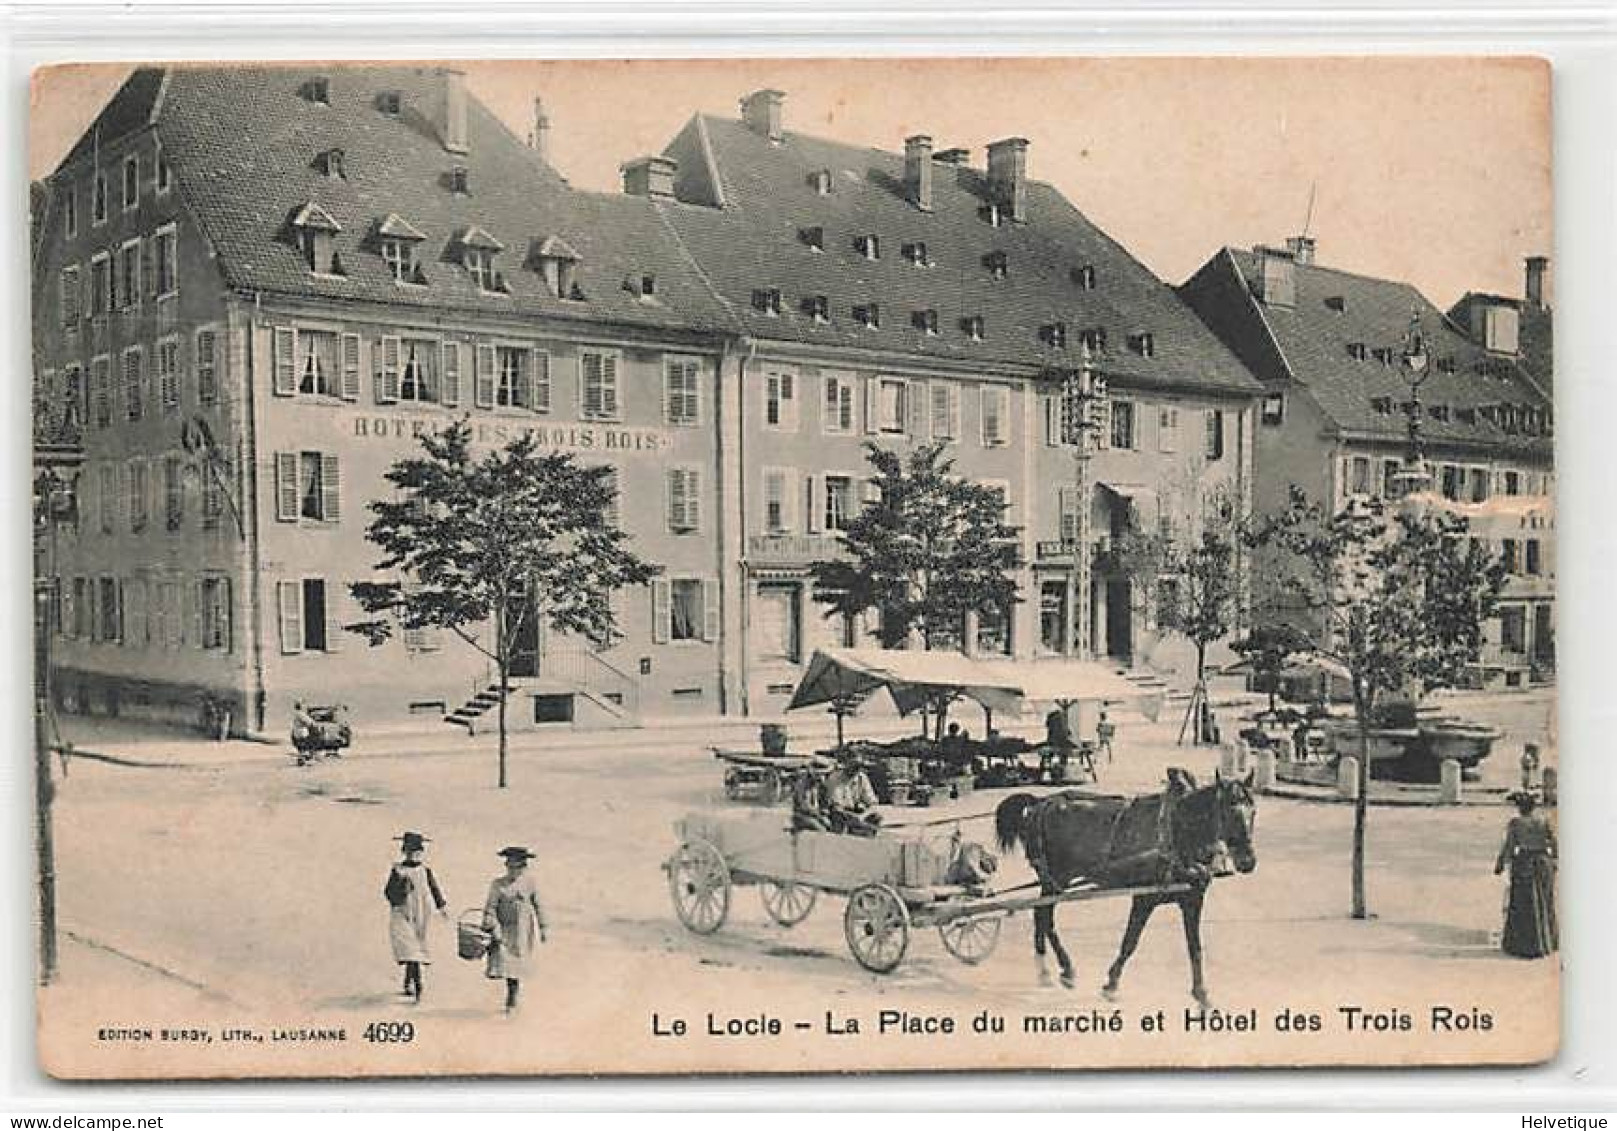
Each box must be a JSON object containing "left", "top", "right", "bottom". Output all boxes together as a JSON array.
[{"left": 824, "top": 753, "right": 883, "bottom": 837}]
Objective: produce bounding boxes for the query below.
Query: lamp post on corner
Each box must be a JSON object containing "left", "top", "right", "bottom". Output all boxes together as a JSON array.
[
  {"left": 1395, "top": 309, "right": 1435, "bottom": 500},
  {"left": 1060, "top": 344, "right": 1107, "bottom": 659}
]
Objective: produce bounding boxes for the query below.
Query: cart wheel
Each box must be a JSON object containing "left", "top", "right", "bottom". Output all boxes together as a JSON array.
[
  {"left": 844, "top": 884, "right": 911, "bottom": 974},
  {"left": 667, "top": 839, "right": 731, "bottom": 935},
  {"left": 938, "top": 914, "right": 1003, "bottom": 966},
  {"left": 760, "top": 881, "right": 817, "bottom": 927}
]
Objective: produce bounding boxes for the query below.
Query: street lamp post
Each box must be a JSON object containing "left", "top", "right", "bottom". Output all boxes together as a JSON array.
[
  {"left": 1396, "top": 309, "right": 1434, "bottom": 498},
  {"left": 1061, "top": 351, "right": 1106, "bottom": 658}
]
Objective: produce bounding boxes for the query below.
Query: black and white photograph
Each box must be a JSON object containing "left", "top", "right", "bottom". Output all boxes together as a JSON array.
[{"left": 27, "top": 56, "right": 1557, "bottom": 1078}]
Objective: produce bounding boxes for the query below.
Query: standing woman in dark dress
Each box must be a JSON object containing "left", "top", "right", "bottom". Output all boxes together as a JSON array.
[{"left": 1495, "top": 792, "right": 1558, "bottom": 958}]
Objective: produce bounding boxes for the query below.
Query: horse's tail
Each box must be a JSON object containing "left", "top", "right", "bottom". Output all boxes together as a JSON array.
[{"left": 995, "top": 793, "right": 1041, "bottom": 854}]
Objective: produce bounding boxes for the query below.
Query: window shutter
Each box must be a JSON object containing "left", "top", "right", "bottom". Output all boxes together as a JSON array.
[
  {"left": 864, "top": 376, "right": 881, "bottom": 435},
  {"left": 687, "top": 469, "right": 701, "bottom": 532},
  {"left": 1059, "top": 486, "right": 1079, "bottom": 544},
  {"left": 324, "top": 585, "right": 344, "bottom": 653},
  {"left": 1094, "top": 395, "right": 1111, "bottom": 450},
  {"left": 274, "top": 452, "right": 298, "bottom": 521},
  {"left": 141, "top": 236, "right": 155, "bottom": 299},
  {"left": 473, "top": 344, "right": 495, "bottom": 409},
  {"left": 339, "top": 334, "right": 361, "bottom": 401},
  {"left": 277, "top": 580, "right": 304, "bottom": 654},
  {"left": 905, "top": 381, "right": 927, "bottom": 439},
  {"left": 601, "top": 354, "right": 620, "bottom": 418},
  {"left": 805, "top": 474, "right": 823, "bottom": 534},
  {"left": 664, "top": 364, "right": 679, "bottom": 424},
  {"left": 531, "top": 349, "right": 550, "bottom": 412},
  {"left": 376, "top": 336, "right": 401, "bottom": 403},
  {"left": 320, "top": 454, "right": 341, "bottom": 522},
  {"left": 930, "top": 381, "right": 950, "bottom": 439},
  {"left": 667, "top": 469, "right": 685, "bottom": 532},
  {"left": 1044, "top": 396, "right": 1062, "bottom": 447},
  {"left": 650, "top": 579, "right": 671, "bottom": 644},
  {"left": 948, "top": 385, "right": 961, "bottom": 440},
  {"left": 190, "top": 579, "right": 205, "bottom": 649},
  {"left": 272, "top": 327, "right": 296, "bottom": 396},
  {"left": 438, "top": 341, "right": 461, "bottom": 407},
  {"left": 783, "top": 470, "right": 799, "bottom": 532},
  {"left": 702, "top": 578, "right": 719, "bottom": 642}
]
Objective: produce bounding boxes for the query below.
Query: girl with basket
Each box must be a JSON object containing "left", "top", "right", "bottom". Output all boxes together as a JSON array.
[
  {"left": 483, "top": 846, "right": 548, "bottom": 1014},
  {"left": 383, "top": 832, "right": 448, "bottom": 1003}
]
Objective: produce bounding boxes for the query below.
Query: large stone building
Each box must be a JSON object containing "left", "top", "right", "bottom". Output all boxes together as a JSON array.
[
  {"left": 649, "top": 92, "right": 1263, "bottom": 712},
  {"left": 1180, "top": 238, "right": 1556, "bottom": 687},
  {"left": 33, "top": 66, "right": 1263, "bottom": 735}
]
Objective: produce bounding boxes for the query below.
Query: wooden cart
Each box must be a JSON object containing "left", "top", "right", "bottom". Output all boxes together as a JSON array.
[
  {"left": 664, "top": 810, "right": 1187, "bottom": 975},
  {"left": 712, "top": 749, "right": 825, "bottom": 804}
]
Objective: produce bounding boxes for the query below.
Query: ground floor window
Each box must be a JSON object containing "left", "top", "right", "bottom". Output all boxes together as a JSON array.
[
  {"left": 278, "top": 576, "right": 333, "bottom": 654},
  {"left": 1499, "top": 605, "right": 1527, "bottom": 654},
  {"left": 754, "top": 582, "right": 802, "bottom": 664},
  {"left": 1039, "top": 579, "right": 1068, "bottom": 653},
  {"left": 96, "top": 576, "right": 121, "bottom": 643},
  {"left": 200, "top": 576, "right": 233, "bottom": 651},
  {"left": 976, "top": 601, "right": 1012, "bottom": 656},
  {"left": 670, "top": 578, "right": 703, "bottom": 641}
]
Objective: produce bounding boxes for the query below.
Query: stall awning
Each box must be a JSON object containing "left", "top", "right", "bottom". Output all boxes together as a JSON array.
[{"left": 787, "top": 648, "right": 1025, "bottom": 716}]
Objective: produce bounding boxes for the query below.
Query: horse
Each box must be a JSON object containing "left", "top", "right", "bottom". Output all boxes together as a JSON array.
[{"left": 993, "top": 768, "right": 1257, "bottom": 1007}]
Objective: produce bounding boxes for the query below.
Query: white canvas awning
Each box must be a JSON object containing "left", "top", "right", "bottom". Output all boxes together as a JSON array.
[
  {"left": 977, "top": 658, "right": 1155, "bottom": 707},
  {"left": 787, "top": 647, "right": 1025, "bottom": 716}
]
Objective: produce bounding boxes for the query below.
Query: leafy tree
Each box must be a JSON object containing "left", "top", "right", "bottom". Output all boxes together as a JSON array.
[
  {"left": 1247, "top": 486, "right": 1505, "bottom": 918},
  {"left": 810, "top": 441, "right": 1022, "bottom": 737},
  {"left": 348, "top": 420, "right": 658, "bottom": 788},
  {"left": 1229, "top": 622, "right": 1316, "bottom": 713}
]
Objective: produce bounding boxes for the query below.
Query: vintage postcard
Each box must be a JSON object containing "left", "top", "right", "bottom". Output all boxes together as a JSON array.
[{"left": 29, "top": 57, "right": 1557, "bottom": 1078}]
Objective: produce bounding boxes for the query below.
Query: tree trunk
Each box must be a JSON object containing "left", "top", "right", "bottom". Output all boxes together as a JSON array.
[
  {"left": 495, "top": 602, "right": 509, "bottom": 790},
  {"left": 1195, "top": 640, "right": 1209, "bottom": 744},
  {"left": 1351, "top": 682, "right": 1371, "bottom": 920}
]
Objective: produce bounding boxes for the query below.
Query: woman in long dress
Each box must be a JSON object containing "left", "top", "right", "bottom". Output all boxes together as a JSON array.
[
  {"left": 384, "top": 831, "right": 448, "bottom": 1002},
  {"left": 484, "top": 846, "right": 548, "bottom": 1013},
  {"left": 1494, "top": 792, "right": 1557, "bottom": 958}
]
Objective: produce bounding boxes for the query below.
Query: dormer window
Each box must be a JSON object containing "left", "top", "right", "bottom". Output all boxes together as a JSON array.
[
  {"left": 1437, "top": 356, "right": 1457, "bottom": 373},
  {"left": 317, "top": 148, "right": 346, "bottom": 179},
  {"left": 985, "top": 250, "right": 1008, "bottom": 279},
  {"left": 1346, "top": 342, "right": 1368, "bottom": 361},
  {"left": 1372, "top": 347, "right": 1395, "bottom": 366},
  {"left": 804, "top": 295, "right": 830, "bottom": 324},
  {"left": 1041, "top": 322, "right": 1068, "bottom": 349},
  {"left": 531, "top": 234, "right": 581, "bottom": 299},
  {"left": 751, "top": 288, "right": 782, "bottom": 316},
  {"left": 303, "top": 77, "right": 330, "bottom": 105},
  {"left": 1128, "top": 332, "right": 1155, "bottom": 358},
  {"left": 455, "top": 226, "right": 506, "bottom": 293},
  {"left": 962, "top": 315, "right": 985, "bottom": 342},
  {"left": 1071, "top": 264, "right": 1096, "bottom": 290},
  {"left": 1325, "top": 295, "right": 1346, "bottom": 312},
  {"left": 375, "top": 213, "right": 427, "bottom": 284},
  {"left": 911, "top": 308, "right": 938, "bottom": 335},
  {"left": 980, "top": 202, "right": 1004, "bottom": 228},
  {"left": 809, "top": 169, "right": 833, "bottom": 195},
  {"left": 1080, "top": 327, "right": 1107, "bottom": 355},
  {"left": 289, "top": 201, "right": 343, "bottom": 277},
  {"left": 1457, "top": 407, "right": 1477, "bottom": 425},
  {"left": 1371, "top": 396, "right": 1394, "bottom": 415},
  {"left": 902, "top": 241, "right": 930, "bottom": 267},
  {"left": 853, "top": 303, "right": 880, "bottom": 329},
  {"left": 636, "top": 273, "right": 656, "bottom": 298},
  {"left": 449, "top": 166, "right": 470, "bottom": 195},
  {"left": 855, "top": 234, "right": 880, "bottom": 260},
  {"left": 799, "top": 225, "right": 824, "bottom": 252},
  {"left": 1429, "top": 404, "right": 1451, "bottom": 423},
  {"left": 377, "top": 91, "right": 401, "bottom": 116}
]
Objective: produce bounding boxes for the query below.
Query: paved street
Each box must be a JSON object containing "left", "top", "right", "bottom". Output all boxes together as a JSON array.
[{"left": 38, "top": 689, "right": 1559, "bottom": 1075}]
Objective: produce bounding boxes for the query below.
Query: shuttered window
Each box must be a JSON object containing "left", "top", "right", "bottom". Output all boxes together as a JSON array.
[
  {"left": 195, "top": 328, "right": 219, "bottom": 405},
  {"left": 665, "top": 358, "right": 701, "bottom": 426},
  {"left": 122, "top": 347, "right": 144, "bottom": 421},
  {"left": 667, "top": 467, "right": 701, "bottom": 533},
  {"left": 339, "top": 334, "right": 361, "bottom": 402},
  {"left": 163, "top": 455, "right": 184, "bottom": 530},
  {"left": 822, "top": 372, "right": 855, "bottom": 434},
  {"left": 581, "top": 350, "right": 621, "bottom": 420},
  {"left": 277, "top": 577, "right": 336, "bottom": 654},
  {"left": 764, "top": 369, "right": 798, "bottom": 431},
  {"left": 92, "top": 357, "right": 112, "bottom": 428},
  {"left": 374, "top": 336, "right": 401, "bottom": 403},
  {"left": 981, "top": 385, "right": 1009, "bottom": 447},
  {"left": 929, "top": 381, "right": 960, "bottom": 441},
  {"left": 127, "top": 459, "right": 148, "bottom": 532},
  {"left": 276, "top": 451, "right": 340, "bottom": 522},
  {"left": 762, "top": 467, "right": 793, "bottom": 533},
  {"left": 399, "top": 338, "right": 439, "bottom": 402},
  {"left": 157, "top": 337, "right": 180, "bottom": 410},
  {"left": 439, "top": 341, "right": 461, "bottom": 407}
]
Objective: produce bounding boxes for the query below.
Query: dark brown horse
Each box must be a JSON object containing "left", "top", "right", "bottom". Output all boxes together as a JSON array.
[{"left": 993, "top": 769, "right": 1257, "bottom": 1006}]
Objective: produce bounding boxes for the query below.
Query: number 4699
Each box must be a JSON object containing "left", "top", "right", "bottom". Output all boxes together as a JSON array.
[{"left": 363, "top": 1021, "right": 416, "bottom": 1043}]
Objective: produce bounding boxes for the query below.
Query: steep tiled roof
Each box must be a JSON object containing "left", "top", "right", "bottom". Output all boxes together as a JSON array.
[
  {"left": 657, "top": 114, "right": 1260, "bottom": 396},
  {"left": 1195, "top": 248, "right": 1552, "bottom": 457},
  {"left": 72, "top": 65, "right": 734, "bottom": 335},
  {"left": 60, "top": 68, "right": 165, "bottom": 167}
]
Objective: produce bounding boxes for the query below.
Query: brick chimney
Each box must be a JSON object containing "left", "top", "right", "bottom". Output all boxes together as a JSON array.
[
  {"left": 621, "top": 155, "right": 678, "bottom": 200},
  {"left": 1285, "top": 235, "right": 1317, "bottom": 265},
  {"left": 904, "top": 135, "right": 933, "bottom": 211},
  {"left": 531, "top": 97, "right": 551, "bottom": 163},
  {"left": 440, "top": 68, "right": 469, "bottom": 155},
  {"left": 986, "top": 137, "right": 1029, "bottom": 222},
  {"left": 740, "top": 89, "right": 784, "bottom": 142},
  {"left": 1525, "top": 255, "right": 1549, "bottom": 310}
]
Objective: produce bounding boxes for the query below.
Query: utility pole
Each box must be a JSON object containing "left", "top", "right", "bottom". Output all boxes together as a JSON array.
[{"left": 1061, "top": 350, "right": 1107, "bottom": 658}]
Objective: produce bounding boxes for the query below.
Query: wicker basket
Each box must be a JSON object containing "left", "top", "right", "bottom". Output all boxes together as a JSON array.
[{"left": 456, "top": 909, "right": 492, "bottom": 960}]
